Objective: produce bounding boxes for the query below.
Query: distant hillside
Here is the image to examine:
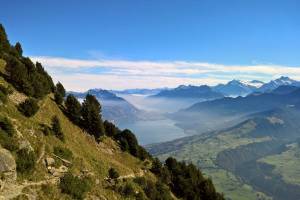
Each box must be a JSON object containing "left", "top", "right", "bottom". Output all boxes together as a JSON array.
[
  {"left": 168, "top": 85, "right": 300, "bottom": 135},
  {"left": 152, "top": 85, "right": 224, "bottom": 100},
  {"left": 269, "top": 85, "right": 300, "bottom": 95},
  {"left": 69, "top": 89, "right": 143, "bottom": 124},
  {"left": 148, "top": 106, "right": 300, "bottom": 200}
]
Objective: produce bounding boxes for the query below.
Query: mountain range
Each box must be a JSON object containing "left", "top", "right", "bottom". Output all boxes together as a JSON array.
[
  {"left": 151, "top": 85, "right": 224, "bottom": 100},
  {"left": 141, "top": 76, "right": 300, "bottom": 99}
]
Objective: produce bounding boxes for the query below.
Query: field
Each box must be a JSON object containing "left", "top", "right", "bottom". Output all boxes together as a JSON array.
[{"left": 259, "top": 143, "right": 300, "bottom": 186}]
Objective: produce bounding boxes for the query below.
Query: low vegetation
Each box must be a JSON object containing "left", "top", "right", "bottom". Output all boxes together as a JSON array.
[
  {"left": 16, "top": 148, "right": 36, "bottom": 174},
  {"left": 18, "top": 98, "right": 39, "bottom": 117},
  {"left": 53, "top": 146, "right": 73, "bottom": 160},
  {"left": 59, "top": 173, "right": 91, "bottom": 199}
]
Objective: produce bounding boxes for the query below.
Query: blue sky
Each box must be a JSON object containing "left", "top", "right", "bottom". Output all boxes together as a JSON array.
[{"left": 1, "top": 0, "right": 300, "bottom": 91}]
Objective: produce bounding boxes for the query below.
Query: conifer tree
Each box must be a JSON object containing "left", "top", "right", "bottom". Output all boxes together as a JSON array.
[
  {"left": 56, "top": 82, "right": 66, "bottom": 97},
  {"left": 65, "top": 94, "right": 82, "bottom": 124},
  {"left": 15, "top": 42, "right": 23, "bottom": 56},
  {"left": 0, "top": 24, "right": 10, "bottom": 54},
  {"left": 81, "top": 94, "right": 105, "bottom": 139}
]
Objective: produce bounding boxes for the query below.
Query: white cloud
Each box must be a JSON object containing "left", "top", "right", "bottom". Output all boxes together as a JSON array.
[{"left": 30, "top": 56, "right": 300, "bottom": 91}]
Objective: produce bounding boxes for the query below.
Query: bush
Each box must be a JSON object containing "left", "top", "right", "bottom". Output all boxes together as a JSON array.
[
  {"left": 16, "top": 149, "right": 36, "bottom": 174},
  {"left": 53, "top": 146, "right": 73, "bottom": 160},
  {"left": 60, "top": 173, "right": 91, "bottom": 200},
  {"left": 51, "top": 116, "right": 64, "bottom": 141},
  {"left": 120, "top": 183, "right": 135, "bottom": 197},
  {"left": 0, "top": 85, "right": 8, "bottom": 103},
  {"left": 18, "top": 98, "right": 39, "bottom": 117},
  {"left": 0, "top": 117, "right": 15, "bottom": 136},
  {"left": 108, "top": 168, "right": 119, "bottom": 179},
  {"left": 0, "top": 129, "right": 18, "bottom": 151},
  {"left": 40, "top": 124, "right": 52, "bottom": 136},
  {"left": 0, "top": 117, "right": 18, "bottom": 151}
]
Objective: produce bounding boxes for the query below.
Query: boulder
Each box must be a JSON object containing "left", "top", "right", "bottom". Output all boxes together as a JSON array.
[
  {"left": 45, "top": 157, "right": 55, "bottom": 166},
  {"left": 0, "top": 147, "right": 16, "bottom": 182}
]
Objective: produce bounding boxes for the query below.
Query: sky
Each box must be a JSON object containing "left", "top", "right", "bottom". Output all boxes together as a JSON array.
[{"left": 1, "top": 0, "right": 300, "bottom": 91}]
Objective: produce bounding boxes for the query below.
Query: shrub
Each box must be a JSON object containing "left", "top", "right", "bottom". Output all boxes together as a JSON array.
[
  {"left": 120, "top": 183, "right": 135, "bottom": 197},
  {"left": 16, "top": 149, "right": 36, "bottom": 174},
  {"left": 0, "top": 117, "right": 18, "bottom": 151},
  {"left": 40, "top": 124, "right": 52, "bottom": 136},
  {"left": 53, "top": 146, "right": 73, "bottom": 160},
  {"left": 0, "top": 117, "right": 15, "bottom": 136},
  {"left": 0, "top": 85, "right": 8, "bottom": 103},
  {"left": 0, "top": 129, "right": 18, "bottom": 151},
  {"left": 60, "top": 173, "right": 91, "bottom": 200},
  {"left": 108, "top": 168, "right": 119, "bottom": 179},
  {"left": 51, "top": 116, "right": 64, "bottom": 141},
  {"left": 18, "top": 98, "right": 39, "bottom": 117}
]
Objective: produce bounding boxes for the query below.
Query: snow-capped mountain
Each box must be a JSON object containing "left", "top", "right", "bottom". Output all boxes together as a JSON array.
[
  {"left": 245, "top": 80, "right": 265, "bottom": 88},
  {"left": 258, "top": 76, "right": 300, "bottom": 92},
  {"left": 212, "top": 80, "right": 257, "bottom": 97}
]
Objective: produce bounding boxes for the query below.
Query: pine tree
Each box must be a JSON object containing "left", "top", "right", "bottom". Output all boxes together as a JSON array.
[
  {"left": 15, "top": 42, "right": 23, "bottom": 56},
  {"left": 65, "top": 94, "right": 82, "bottom": 124},
  {"left": 0, "top": 24, "right": 10, "bottom": 54},
  {"left": 56, "top": 82, "right": 66, "bottom": 97},
  {"left": 54, "top": 92, "right": 63, "bottom": 105},
  {"left": 81, "top": 94, "right": 105, "bottom": 139}
]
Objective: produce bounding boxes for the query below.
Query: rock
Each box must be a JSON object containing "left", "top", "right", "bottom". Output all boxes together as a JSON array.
[
  {"left": 58, "top": 165, "right": 68, "bottom": 173},
  {"left": 19, "top": 140, "right": 34, "bottom": 152},
  {"left": 95, "top": 179, "right": 100, "bottom": 185},
  {"left": 45, "top": 157, "right": 55, "bottom": 166},
  {"left": 0, "top": 147, "right": 16, "bottom": 182},
  {"left": 49, "top": 165, "right": 68, "bottom": 177}
]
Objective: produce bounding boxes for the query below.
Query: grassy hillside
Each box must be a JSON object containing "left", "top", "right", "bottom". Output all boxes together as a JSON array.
[
  {"left": 148, "top": 108, "right": 300, "bottom": 200},
  {"left": 259, "top": 142, "right": 300, "bottom": 186},
  {"left": 151, "top": 120, "right": 272, "bottom": 200},
  {"left": 0, "top": 67, "right": 156, "bottom": 199}
]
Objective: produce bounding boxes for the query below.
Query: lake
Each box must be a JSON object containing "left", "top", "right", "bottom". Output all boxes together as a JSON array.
[{"left": 119, "top": 118, "right": 186, "bottom": 145}]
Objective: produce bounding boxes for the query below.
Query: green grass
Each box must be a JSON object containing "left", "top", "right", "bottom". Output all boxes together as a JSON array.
[
  {"left": 204, "top": 169, "right": 271, "bottom": 200},
  {"left": 0, "top": 76, "right": 155, "bottom": 199},
  {"left": 259, "top": 143, "right": 300, "bottom": 186},
  {"left": 157, "top": 120, "right": 272, "bottom": 200},
  {"left": 0, "top": 59, "right": 5, "bottom": 73}
]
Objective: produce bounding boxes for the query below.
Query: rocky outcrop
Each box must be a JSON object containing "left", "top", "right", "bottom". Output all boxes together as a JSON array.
[{"left": 0, "top": 147, "right": 16, "bottom": 182}]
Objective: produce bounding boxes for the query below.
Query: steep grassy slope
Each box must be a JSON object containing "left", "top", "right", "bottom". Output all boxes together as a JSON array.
[{"left": 0, "top": 69, "right": 157, "bottom": 199}]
